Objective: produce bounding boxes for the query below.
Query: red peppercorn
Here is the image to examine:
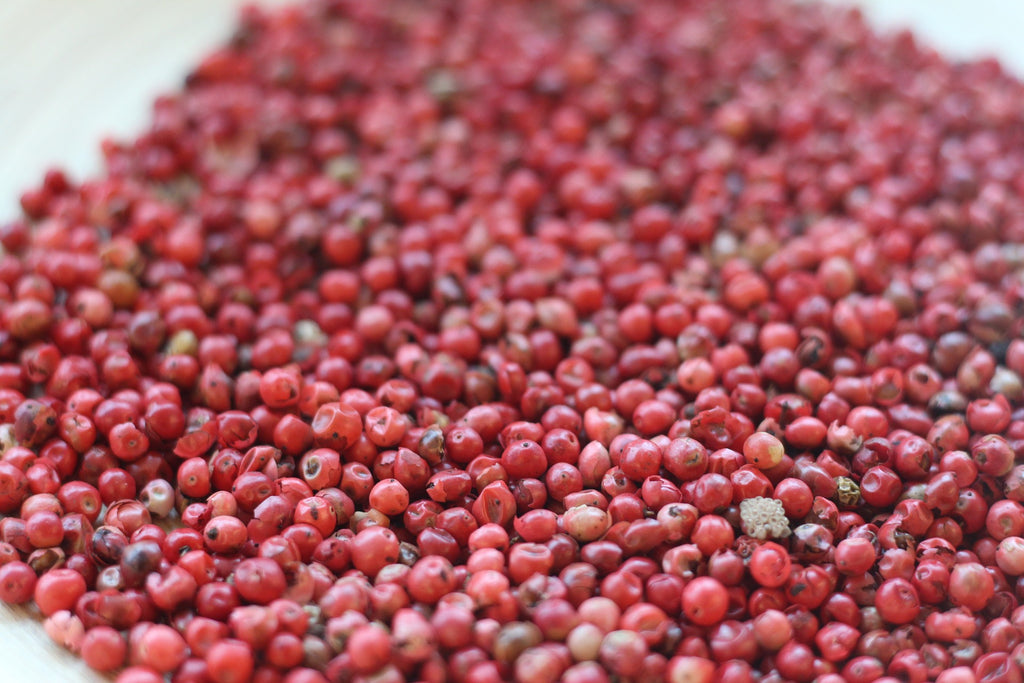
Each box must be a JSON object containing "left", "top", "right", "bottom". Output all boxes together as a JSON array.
[
  {"left": 203, "top": 516, "right": 247, "bottom": 555},
  {"left": 350, "top": 527, "right": 399, "bottom": 579},
  {"left": 682, "top": 577, "right": 729, "bottom": 626},
  {"left": 5, "top": 1, "right": 1024, "bottom": 679},
  {"left": 949, "top": 562, "right": 996, "bottom": 612},
  {"left": 749, "top": 542, "right": 792, "bottom": 588},
  {"left": 34, "top": 567, "right": 86, "bottom": 617},
  {"left": 0, "top": 561, "right": 36, "bottom": 604},
  {"left": 875, "top": 578, "right": 921, "bottom": 625},
  {"left": 206, "top": 639, "right": 255, "bottom": 683}
]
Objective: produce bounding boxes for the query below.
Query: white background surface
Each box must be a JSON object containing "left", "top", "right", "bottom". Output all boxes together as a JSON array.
[{"left": 0, "top": 1, "right": 1022, "bottom": 680}]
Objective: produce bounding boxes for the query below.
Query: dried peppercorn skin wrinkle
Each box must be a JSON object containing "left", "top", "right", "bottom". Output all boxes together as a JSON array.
[{"left": 4, "top": 0, "right": 1024, "bottom": 681}]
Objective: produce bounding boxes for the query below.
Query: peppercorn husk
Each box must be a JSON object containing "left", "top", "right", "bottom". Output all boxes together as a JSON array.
[
  {"left": 836, "top": 476, "right": 861, "bottom": 507},
  {"left": 739, "top": 496, "right": 792, "bottom": 540},
  {"left": 0, "top": 424, "right": 14, "bottom": 453}
]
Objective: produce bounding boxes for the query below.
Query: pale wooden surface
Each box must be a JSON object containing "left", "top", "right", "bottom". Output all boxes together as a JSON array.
[{"left": 0, "top": 0, "right": 1023, "bottom": 680}]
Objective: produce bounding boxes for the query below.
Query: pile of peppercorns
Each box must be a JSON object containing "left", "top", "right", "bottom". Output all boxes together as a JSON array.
[{"left": 2, "top": 0, "right": 1024, "bottom": 681}]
